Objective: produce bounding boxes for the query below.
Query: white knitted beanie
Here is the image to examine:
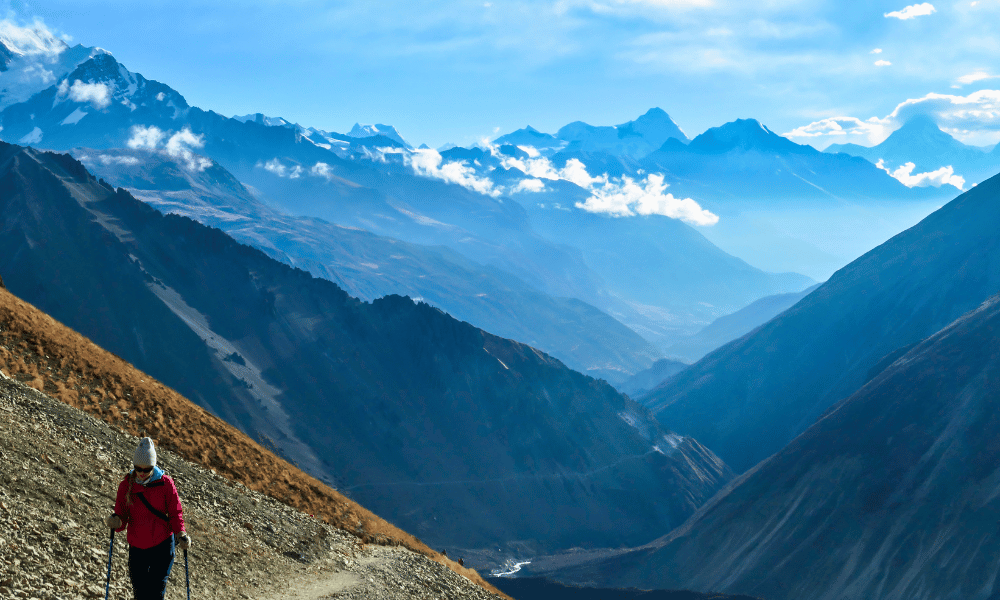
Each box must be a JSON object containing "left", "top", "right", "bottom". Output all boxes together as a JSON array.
[{"left": 133, "top": 437, "right": 157, "bottom": 468}]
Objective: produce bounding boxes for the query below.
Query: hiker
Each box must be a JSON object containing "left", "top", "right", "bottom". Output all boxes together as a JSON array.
[{"left": 104, "top": 437, "right": 192, "bottom": 600}]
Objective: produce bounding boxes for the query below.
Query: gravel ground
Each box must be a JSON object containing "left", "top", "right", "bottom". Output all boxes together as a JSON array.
[{"left": 0, "top": 373, "right": 503, "bottom": 600}]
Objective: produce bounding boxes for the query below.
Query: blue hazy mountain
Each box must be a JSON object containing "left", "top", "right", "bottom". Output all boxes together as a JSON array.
[
  {"left": 825, "top": 114, "right": 1000, "bottom": 187},
  {"left": 0, "top": 141, "right": 733, "bottom": 555},
  {"left": 662, "top": 285, "right": 820, "bottom": 363},
  {"left": 555, "top": 108, "right": 689, "bottom": 158},
  {"left": 616, "top": 358, "right": 689, "bottom": 399},
  {"left": 493, "top": 125, "right": 566, "bottom": 152},
  {"left": 0, "top": 52, "right": 816, "bottom": 354},
  {"left": 639, "top": 118, "right": 944, "bottom": 205},
  {"left": 346, "top": 122, "right": 411, "bottom": 147},
  {"left": 643, "top": 171, "right": 1000, "bottom": 474},
  {"left": 74, "top": 146, "right": 663, "bottom": 382},
  {"left": 551, "top": 291, "right": 1000, "bottom": 600},
  {"left": 493, "top": 108, "right": 688, "bottom": 159}
]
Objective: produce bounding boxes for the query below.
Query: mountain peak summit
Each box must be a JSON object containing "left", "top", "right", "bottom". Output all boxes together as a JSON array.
[{"left": 689, "top": 118, "right": 805, "bottom": 154}]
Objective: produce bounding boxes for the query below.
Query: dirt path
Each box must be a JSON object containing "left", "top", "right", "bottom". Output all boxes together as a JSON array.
[{"left": 263, "top": 544, "right": 496, "bottom": 600}]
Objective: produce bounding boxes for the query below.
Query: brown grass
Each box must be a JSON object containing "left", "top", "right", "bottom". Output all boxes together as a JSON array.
[{"left": 0, "top": 286, "right": 507, "bottom": 598}]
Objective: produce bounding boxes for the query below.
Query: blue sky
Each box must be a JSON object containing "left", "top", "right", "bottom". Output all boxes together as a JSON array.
[{"left": 5, "top": 0, "right": 1000, "bottom": 149}]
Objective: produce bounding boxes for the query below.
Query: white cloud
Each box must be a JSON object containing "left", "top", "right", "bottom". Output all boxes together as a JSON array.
[
  {"left": 406, "top": 148, "right": 501, "bottom": 197},
  {"left": 262, "top": 158, "right": 303, "bottom": 179},
  {"left": 68, "top": 81, "right": 111, "bottom": 109},
  {"left": 956, "top": 71, "right": 1000, "bottom": 86},
  {"left": 126, "top": 125, "right": 211, "bottom": 171},
  {"left": 576, "top": 174, "right": 719, "bottom": 225},
  {"left": 79, "top": 154, "right": 141, "bottom": 167},
  {"left": 876, "top": 159, "right": 965, "bottom": 189},
  {"left": 874, "top": 60, "right": 892, "bottom": 67},
  {"left": 59, "top": 80, "right": 112, "bottom": 110},
  {"left": 127, "top": 125, "right": 166, "bottom": 150},
  {"left": 784, "top": 117, "right": 888, "bottom": 144},
  {"left": 513, "top": 178, "right": 546, "bottom": 192},
  {"left": 884, "top": 3, "right": 936, "bottom": 19},
  {"left": 871, "top": 48, "right": 883, "bottom": 54},
  {"left": 164, "top": 128, "right": 212, "bottom": 171}
]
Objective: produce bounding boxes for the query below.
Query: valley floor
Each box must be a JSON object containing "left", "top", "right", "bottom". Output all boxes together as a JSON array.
[{"left": 0, "top": 374, "right": 502, "bottom": 600}]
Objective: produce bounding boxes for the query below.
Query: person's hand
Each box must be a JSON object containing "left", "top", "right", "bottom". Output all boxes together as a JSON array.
[
  {"left": 105, "top": 515, "right": 122, "bottom": 529},
  {"left": 177, "top": 532, "right": 192, "bottom": 550}
]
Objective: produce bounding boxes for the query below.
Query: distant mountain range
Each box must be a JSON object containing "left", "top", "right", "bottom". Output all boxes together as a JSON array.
[
  {"left": 73, "top": 146, "right": 661, "bottom": 383},
  {"left": 0, "top": 141, "right": 733, "bottom": 556},
  {"left": 826, "top": 114, "right": 1000, "bottom": 188},
  {"left": 0, "top": 49, "right": 816, "bottom": 356},
  {"left": 644, "top": 171, "right": 1000, "bottom": 474},
  {"left": 496, "top": 108, "right": 689, "bottom": 159}
]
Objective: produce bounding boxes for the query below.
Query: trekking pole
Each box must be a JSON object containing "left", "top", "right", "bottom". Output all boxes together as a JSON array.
[
  {"left": 104, "top": 529, "right": 115, "bottom": 600},
  {"left": 184, "top": 548, "right": 191, "bottom": 600}
]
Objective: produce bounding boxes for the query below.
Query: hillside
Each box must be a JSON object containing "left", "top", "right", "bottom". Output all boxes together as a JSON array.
[
  {"left": 0, "top": 283, "right": 498, "bottom": 596},
  {"left": 0, "top": 142, "right": 732, "bottom": 556},
  {"left": 646, "top": 171, "right": 1000, "bottom": 473},
  {"left": 551, "top": 292, "right": 1000, "bottom": 600}
]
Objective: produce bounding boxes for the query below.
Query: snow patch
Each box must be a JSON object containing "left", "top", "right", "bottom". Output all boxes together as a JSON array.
[
  {"left": 60, "top": 107, "right": 87, "bottom": 125},
  {"left": 18, "top": 126, "right": 42, "bottom": 144}
]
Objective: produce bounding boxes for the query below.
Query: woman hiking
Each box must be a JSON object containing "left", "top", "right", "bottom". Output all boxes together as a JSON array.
[{"left": 104, "top": 437, "right": 192, "bottom": 599}]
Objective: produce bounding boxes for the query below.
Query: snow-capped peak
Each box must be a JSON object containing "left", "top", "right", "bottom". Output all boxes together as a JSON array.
[
  {"left": 346, "top": 123, "right": 410, "bottom": 147},
  {"left": 0, "top": 20, "right": 69, "bottom": 60},
  {"left": 0, "top": 20, "right": 107, "bottom": 110}
]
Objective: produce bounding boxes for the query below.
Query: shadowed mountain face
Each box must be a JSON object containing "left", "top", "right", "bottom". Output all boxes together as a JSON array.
[
  {"left": 645, "top": 171, "right": 1000, "bottom": 474},
  {"left": 662, "top": 285, "right": 819, "bottom": 363},
  {"left": 0, "top": 142, "right": 732, "bottom": 554},
  {"left": 563, "top": 293, "right": 1000, "bottom": 600}
]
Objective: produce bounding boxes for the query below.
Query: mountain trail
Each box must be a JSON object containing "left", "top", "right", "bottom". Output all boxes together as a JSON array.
[{"left": 0, "top": 373, "right": 502, "bottom": 600}]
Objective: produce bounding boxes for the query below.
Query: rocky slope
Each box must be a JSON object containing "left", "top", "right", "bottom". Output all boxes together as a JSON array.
[
  {"left": 550, "top": 292, "right": 1000, "bottom": 600},
  {"left": 0, "top": 372, "right": 503, "bottom": 600},
  {"left": 0, "top": 143, "right": 732, "bottom": 557},
  {"left": 0, "top": 282, "right": 497, "bottom": 594},
  {"left": 646, "top": 171, "right": 1000, "bottom": 473}
]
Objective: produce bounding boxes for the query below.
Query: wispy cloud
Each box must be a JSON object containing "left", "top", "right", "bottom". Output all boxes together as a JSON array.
[
  {"left": 261, "top": 158, "right": 303, "bottom": 179},
  {"left": 784, "top": 117, "right": 888, "bottom": 144},
  {"left": 127, "top": 125, "right": 212, "bottom": 172},
  {"left": 874, "top": 60, "right": 892, "bottom": 67},
  {"left": 871, "top": 48, "right": 883, "bottom": 54},
  {"left": 955, "top": 71, "right": 1000, "bottom": 86},
  {"left": 498, "top": 145, "right": 717, "bottom": 225},
  {"left": 884, "top": 3, "right": 937, "bottom": 19},
  {"left": 876, "top": 159, "right": 965, "bottom": 189}
]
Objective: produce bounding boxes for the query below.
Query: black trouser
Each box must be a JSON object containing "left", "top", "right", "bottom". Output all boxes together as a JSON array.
[{"left": 128, "top": 534, "right": 175, "bottom": 600}]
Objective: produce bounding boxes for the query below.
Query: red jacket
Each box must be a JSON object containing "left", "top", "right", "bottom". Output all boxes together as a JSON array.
[{"left": 113, "top": 471, "right": 186, "bottom": 549}]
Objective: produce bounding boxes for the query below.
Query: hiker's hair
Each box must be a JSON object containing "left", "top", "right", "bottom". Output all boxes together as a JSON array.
[{"left": 123, "top": 471, "right": 137, "bottom": 523}]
